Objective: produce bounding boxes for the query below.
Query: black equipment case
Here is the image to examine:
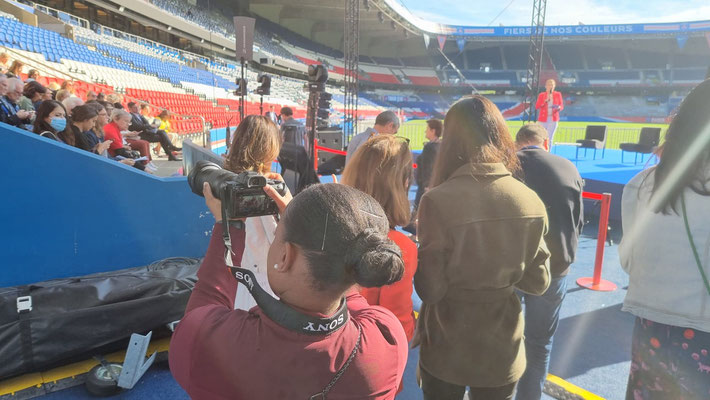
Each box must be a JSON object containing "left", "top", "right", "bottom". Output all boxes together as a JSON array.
[{"left": 0, "top": 257, "right": 200, "bottom": 380}]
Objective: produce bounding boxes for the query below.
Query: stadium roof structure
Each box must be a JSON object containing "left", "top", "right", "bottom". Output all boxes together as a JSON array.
[{"left": 245, "top": 0, "right": 710, "bottom": 57}]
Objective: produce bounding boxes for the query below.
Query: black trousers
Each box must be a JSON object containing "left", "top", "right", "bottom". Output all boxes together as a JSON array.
[
  {"left": 139, "top": 129, "right": 176, "bottom": 152},
  {"left": 420, "top": 367, "right": 517, "bottom": 400}
]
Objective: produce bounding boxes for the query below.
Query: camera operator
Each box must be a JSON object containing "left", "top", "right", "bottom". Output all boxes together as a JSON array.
[
  {"left": 169, "top": 183, "right": 409, "bottom": 399},
  {"left": 223, "top": 115, "right": 282, "bottom": 311}
]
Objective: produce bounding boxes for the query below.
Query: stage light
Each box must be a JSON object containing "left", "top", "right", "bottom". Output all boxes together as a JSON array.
[
  {"left": 118, "top": 6, "right": 125, "bottom": 12},
  {"left": 378, "top": 11, "right": 384, "bottom": 23},
  {"left": 391, "top": 21, "right": 396, "bottom": 30},
  {"left": 363, "top": 0, "right": 370, "bottom": 11},
  {"left": 167, "top": 26, "right": 172, "bottom": 31}
]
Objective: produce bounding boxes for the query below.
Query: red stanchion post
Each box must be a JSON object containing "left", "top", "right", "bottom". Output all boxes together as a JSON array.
[
  {"left": 577, "top": 192, "right": 617, "bottom": 291},
  {"left": 313, "top": 138, "right": 319, "bottom": 171}
]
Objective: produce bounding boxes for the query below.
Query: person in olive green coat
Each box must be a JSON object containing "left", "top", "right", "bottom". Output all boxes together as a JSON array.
[{"left": 413, "top": 96, "right": 551, "bottom": 400}]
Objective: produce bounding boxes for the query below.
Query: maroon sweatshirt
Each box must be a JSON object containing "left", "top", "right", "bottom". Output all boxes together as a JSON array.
[{"left": 169, "top": 223, "right": 408, "bottom": 399}]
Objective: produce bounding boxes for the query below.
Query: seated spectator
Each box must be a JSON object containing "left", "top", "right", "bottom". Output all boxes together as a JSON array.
[
  {"left": 86, "top": 90, "right": 97, "bottom": 102},
  {"left": 104, "top": 109, "right": 156, "bottom": 172},
  {"left": 342, "top": 135, "right": 418, "bottom": 345},
  {"left": 154, "top": 110, "right": 179, "bottom": 156},
  {"left": 33, "top": 100, "right": 72, "bottom": 144},
  {"left": 26, "top": 69, "right": 39, "bottom": 82},
  {"left": 96, "top": 92, "right": 105, "bottom": 102},
  {"left": 127, "top": 101, "right": 181, "bottom": 161},
  {"left": 87, "top": 102, "right": 141, "bottom": 170},
  {"left": 105, "top": 93, "right": 123, "bottom": 109},
  {"left": 6, "top": 60, "right": 24, "bottom": 80},
  {"left": 62, "top": 96, "right": 84, "bottom": 117},
  {"left": 61, "top": 80, "right": 75, "bottom": 95},
  {"left": 0, "top": 52, "right": 8, "bottom": 74},
  {"left": 140, "top": 104, "right": 160, "bottom": 127},
  {"left": 20, "top": 81, "right": 48, "bottom": 111},
  {"left": 67, "top": 104, "right": 98, "bottom": 152},
  {"left": 55, "top": 89, "right": 71, "bottom": 103},
  {"left": 47, "top": 82, "right": 61, "bottom": 91},
  {"left": 0, "top": 77, "right": 33, "bottom": 129}
]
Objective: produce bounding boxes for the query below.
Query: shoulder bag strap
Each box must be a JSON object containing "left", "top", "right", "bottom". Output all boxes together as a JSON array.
[
  {"left": 309, "top": 324, "right": 363, "bottom": 400},
  {"left": 681, "top": 192, "right": 710, "bottom": 296}
]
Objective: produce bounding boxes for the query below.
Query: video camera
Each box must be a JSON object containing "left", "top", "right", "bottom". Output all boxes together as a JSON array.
[{"left": 188, "top": 160, "right": 287, "bottom": 219}]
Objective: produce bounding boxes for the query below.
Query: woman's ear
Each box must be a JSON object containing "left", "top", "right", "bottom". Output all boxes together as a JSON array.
[{"left": 278, "top": 242, "right": 299, "bottom": 273}]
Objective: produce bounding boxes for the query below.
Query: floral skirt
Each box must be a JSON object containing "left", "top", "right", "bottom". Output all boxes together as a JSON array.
[{"left": 626, "top": 317, "right": 710, "bottom": 400}]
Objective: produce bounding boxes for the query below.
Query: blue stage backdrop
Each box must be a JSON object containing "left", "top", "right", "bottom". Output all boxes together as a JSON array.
[{"left": 0, "top": 125, "right": 214, "bottom": 287}]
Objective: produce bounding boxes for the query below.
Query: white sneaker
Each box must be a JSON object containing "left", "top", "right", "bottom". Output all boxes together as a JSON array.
[{"left": 147, "top": 162, "right": 159, "bottom": 170}]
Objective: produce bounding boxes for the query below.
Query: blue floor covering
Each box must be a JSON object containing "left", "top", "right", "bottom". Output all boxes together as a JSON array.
[{"left": 38, "top": 151, "right": 638, "bottom": 399}]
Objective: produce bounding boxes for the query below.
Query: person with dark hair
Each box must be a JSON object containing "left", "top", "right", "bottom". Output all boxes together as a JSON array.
[
  {"left": 279, "top": 106, "right": 306, "bottom": 146},
  {"left": 0, "top": 77, "right": 33, "bottom": 129},
  {"left": 414, "top": 118, "right": 443, "bottom": 211},
  {"left": 127, "top": 102, "right": 181, "bottom": 161},
  {"left": 170, "top": 183, "right": 409, "bottom": 399},
  {"left": 224, "top": 115, "right": 282, "bottom": 311},
  {"left": 19, "top": 80, "right": 48, "bottom": 111},
  {"left": 154, "top": 109, "right": 178, "bottom": 156},
  {"left": 414, "top": 96, "right": 550, "bottom": 400},
  {"left": 33, "top": 100, "right": 70, "bottom": 143},
  {"left": 514, "top": 123, "right": 584, "bottom": 400},
  {"left": 620, "top": 79, "right": 710, "bottom": 399},
  {"left": 68, "top": 104, "right": 103, "bottom": 153},
  {"left": 345, "top": 110, "right": 400, "bottom": 164},
  {"left": 26, "top": 69, "right": 39, "bottom": 82}
]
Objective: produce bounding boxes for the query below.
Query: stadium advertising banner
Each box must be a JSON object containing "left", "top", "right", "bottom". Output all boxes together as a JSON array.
[{"left": 438, "top": 21, "right": 710, "bottom": 37}]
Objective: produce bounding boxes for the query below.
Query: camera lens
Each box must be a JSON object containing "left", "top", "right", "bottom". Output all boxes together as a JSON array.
[{"left": 188, "top": 161, "right": 234, "bottom": 199}]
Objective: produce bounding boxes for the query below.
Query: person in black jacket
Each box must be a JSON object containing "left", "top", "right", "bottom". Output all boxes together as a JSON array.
[
  {"left": 0, "top": 77, "right": 33, "bottom": 129},
  {"left": 514, "top": 123, "right": 584, "bottom": 400},
  {"left": 414, "top": 119, "right": 442, "bottom": 211},
  {"left": 127, "top": 102, "right": 181, "bottom": 161}
]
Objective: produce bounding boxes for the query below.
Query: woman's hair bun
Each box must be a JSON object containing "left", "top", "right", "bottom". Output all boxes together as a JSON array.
[{"left": 346, "top": 229, "right": 405, "bottom": 288}]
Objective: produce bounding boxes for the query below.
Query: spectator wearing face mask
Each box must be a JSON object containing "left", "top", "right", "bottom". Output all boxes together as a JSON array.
[{"left": 33, "top": 100, "right": 70, "bottom": 144}]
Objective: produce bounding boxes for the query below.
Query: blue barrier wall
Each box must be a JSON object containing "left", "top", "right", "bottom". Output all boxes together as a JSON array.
[
  {"left": 0, "top": 125, "right": 214, "bottom": 287},
  {"left": 210, "top": 127, "right": 228, "bottom": 155}
]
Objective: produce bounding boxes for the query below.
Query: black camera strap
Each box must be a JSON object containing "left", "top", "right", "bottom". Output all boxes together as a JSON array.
[
  {"left": 220, "top": 206, "right": 361, "bottom": 398},
  {"left": 220, "top": 207, "right": 350, "bottom": 336}
]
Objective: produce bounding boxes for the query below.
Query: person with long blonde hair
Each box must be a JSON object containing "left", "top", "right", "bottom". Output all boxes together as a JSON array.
[
  {"left": 342, "top": 135, "right": 418, "bottom": 342},
  {"left": 414, "top": 96, "right": 550, "bottom": 400}
]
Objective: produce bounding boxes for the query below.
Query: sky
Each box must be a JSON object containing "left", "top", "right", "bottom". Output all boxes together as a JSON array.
[{"left": 399, "top": 0, "right": 710, "bottom": 26}]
